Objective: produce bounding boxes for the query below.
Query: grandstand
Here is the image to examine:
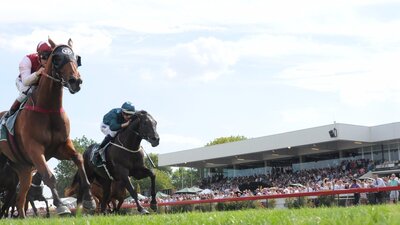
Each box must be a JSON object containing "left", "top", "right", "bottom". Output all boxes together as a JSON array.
[{"left": 159, "top": 122, "right": 400, "bottom": 179}]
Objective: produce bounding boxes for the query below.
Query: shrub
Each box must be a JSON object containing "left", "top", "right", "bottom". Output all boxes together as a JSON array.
[{"left": 285, "top": 197, "right": 306, "bottom": 209}]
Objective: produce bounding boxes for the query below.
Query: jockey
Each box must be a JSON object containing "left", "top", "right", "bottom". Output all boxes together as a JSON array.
[
  {"left": 98, "top": 101, "right": 136, "bottom": 150},
  {"left": 5, "top": 41, "right": 52, "bottom": 118}
]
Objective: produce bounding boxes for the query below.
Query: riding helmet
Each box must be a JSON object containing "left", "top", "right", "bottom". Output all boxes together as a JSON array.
[
  {"left": 36, "top": 41, "right": 52, "bottom": 54},
  {"left": 121, "top": 101, "right": 135, "bottom": 114}
]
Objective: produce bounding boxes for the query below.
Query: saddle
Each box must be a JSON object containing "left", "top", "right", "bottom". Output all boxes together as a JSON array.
[
  {"left": 90, "top": 143, "right": 115, "bottom": 180},
  {"left": 0, "top": 108, "right": 22, "bottom": 142},
  {"left": 90, "top": 143, "right": 110, "bottom": 167},
  {"left": 0, "top": 98, "right": 28, "bottom": 140}
]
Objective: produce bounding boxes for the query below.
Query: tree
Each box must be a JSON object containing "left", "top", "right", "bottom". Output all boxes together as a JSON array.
[
  {"left": 135, "top": 153, "right": 173, "bottom": 194},
  {"left": 135, "top": 169, "right": 174, "bottom": 196},
  {"left": 170, "top": 167, "right": 201, "bottom": 189},
  {"left": 145, "top": 153, "right": 172, "bottom": 175},
  {"left": 205, "top": 135, "right": 247, "bottom": 146},
  {"left": 54, "top": 136, "right": 96, "bottom": 197}
]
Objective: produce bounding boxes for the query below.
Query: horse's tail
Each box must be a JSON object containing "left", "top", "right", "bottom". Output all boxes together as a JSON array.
[{"left": 64, "top": 171, "right": 80, "bottom": 197}]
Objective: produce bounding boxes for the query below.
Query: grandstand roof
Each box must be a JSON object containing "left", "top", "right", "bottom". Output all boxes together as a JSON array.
[{"left": 158, "top": 122, "right": 400, "bottom": 168}]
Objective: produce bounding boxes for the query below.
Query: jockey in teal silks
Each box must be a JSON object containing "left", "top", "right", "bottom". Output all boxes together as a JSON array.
[{"left": 98, "top": 101, "right": 136, "bottom": 150}]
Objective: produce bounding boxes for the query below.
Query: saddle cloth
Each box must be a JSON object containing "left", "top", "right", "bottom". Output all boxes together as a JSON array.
[
  {"left": 0, "top": 110, "right": 19, "bottom": 141},
  {"left": 90, "top": 144, "right": 108, "bottom": 167}
]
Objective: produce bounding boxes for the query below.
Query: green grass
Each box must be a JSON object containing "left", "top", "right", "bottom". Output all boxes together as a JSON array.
[{"left": 1, "top": 204, "right": 400, "bottom": 225}]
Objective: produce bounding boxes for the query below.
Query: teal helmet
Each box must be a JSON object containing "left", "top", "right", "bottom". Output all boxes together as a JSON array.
[{"left": 121, "top": 101, "right": 135, "bottom": 114}]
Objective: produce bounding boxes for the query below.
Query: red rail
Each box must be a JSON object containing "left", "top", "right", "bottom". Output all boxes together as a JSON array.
[{"left": 120, "top": 185, "right": 400, "bottom": 208}]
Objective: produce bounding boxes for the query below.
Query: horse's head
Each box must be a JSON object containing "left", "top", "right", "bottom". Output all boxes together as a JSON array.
[
  {"left": 129, "top": 110, "right": 160, "bottom": 147},
  {"left": 48, "top": 38, "right": 82, "bottom": 94},
  {"left": 31, "top": 172, "right": 43, "bottom": 186}
]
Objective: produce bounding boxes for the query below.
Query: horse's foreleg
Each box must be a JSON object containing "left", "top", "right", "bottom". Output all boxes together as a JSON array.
[
  {"left": 44, "top": 199, "right": 50, "bottom": 218},
  {"left": 137, "top": 168, "right": 157, "bottom": 211},
  {"left": 100, "top": 181, "right": 111, "bottom": 214},
  {"left": 57, "top": 140, "right": 95, "bottom": 211},
  {"left": 30, "top": 200, "right": 38, "bottom": 216},
  {"left": 148, "top": 170, "right": 157, "bottom": 211},
  {"left": 15, "top": 168, "right": 32, "bottom": 218},
  {"left": 30, "top": 152, "right": 70, "bottom": 215},
  {"left": 122, "top": 176, "right": 147, "bottom": 214}
]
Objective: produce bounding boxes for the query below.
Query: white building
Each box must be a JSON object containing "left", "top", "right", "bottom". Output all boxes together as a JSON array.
[{"left": 159, "top": 122, "right": 400, "bottom": 178}]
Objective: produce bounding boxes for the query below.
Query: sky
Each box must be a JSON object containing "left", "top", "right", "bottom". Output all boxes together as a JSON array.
[{"left": 1, "top": 0, "right": 400, "bottom": 196}]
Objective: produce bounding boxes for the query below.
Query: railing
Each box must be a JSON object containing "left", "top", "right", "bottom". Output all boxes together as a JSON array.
[{"left": 121, "top": 186, "right": 400, "bottom": 209}]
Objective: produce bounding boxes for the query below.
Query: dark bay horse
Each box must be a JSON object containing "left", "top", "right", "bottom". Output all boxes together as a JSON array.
[
  {"left": 0, "top": 38, "right": 95, "bottom": 218},
  {"left": 25, "top": 173, "right": 50, "bottom": 218},
  {"left": 66, "top": 110, "right": 159, "bottom": 214},
  {"left": 0, "top": 156, "right": 18, "bottom": 218}
]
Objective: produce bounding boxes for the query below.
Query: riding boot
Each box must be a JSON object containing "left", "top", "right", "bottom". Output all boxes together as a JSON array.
[
  {"left": 5, "top": 100, "right": 21, "bottom": 119},
  {"left": 98, "top": 135, "right": 113, "bottom": 150}
]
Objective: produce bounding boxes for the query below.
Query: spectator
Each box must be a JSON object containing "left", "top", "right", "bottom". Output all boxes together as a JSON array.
[
  {"left": 388, "top": 173, "right": 399, "bottom": 204},
  {"left": 350, "top": 179, "right": 361, "bottom": 205},
  {"left": 371, "top": 173, "right": 386, "bottom": 204}
]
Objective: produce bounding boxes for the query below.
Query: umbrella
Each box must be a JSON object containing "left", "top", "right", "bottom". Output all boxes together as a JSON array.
[
  {"left": 156, "top": 191, "right": 170, "bottom": 198},
  {"left": 190, "top": 186, "right": 203, "bottom": 192},
  {"left": 200, "top": 189, "right": 213, "bottom": 194},
  {"left": 289, "top": 183, "right": 305, "bottom": 188},
  {"left": 125, "top": 193, "right": 147, "bottom": 201},
  {"left": 175, "top": 187, "right": 202, "bottom": 194}
]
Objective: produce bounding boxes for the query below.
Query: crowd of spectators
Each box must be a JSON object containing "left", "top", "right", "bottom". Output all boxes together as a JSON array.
[{"left": 155, "top": 158, "right": 400, "bottom": 205}]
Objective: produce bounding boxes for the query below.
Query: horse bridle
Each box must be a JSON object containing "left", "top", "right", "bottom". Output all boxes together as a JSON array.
[
  {"left": 41, "top": 45, "right": 80, "bottom": 86},
  {"left": 111, "top": 114, "right": 157, "bottom": 167},
  {"left": 113, "top": 115, "right": 148, "bottom": 152}
]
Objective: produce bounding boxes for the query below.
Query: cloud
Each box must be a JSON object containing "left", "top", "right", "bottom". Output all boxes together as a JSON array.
[
  {"left": 166, "top": 37, "right": 239, "bottom": 81},
  {"left": 278, "top": 50, "right": 400, "bottom": 106},
  {"left": 1, "top": 26, "right": 112, "bottom": 55}
]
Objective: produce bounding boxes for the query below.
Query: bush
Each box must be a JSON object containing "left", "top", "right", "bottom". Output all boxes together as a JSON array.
[
  {"left": 169, "top": 204, "right": 194, "bottom": 213},
  {"left": 316, "top": 195, "right": 336, "bottom": 207},
  {"left": 215, "top": 200, "right": 261, "bottom": 211},
  {"left": 285, "top": 197, "right": 306, "bottom": 209},
  {"left": 261, "top": 199, "right": 276, "bottom": 209}
]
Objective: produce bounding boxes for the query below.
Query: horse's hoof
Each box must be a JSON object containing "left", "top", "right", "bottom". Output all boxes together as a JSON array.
[
  {"left": 57, "top": 206, "right": 71, "bottom": 216},
  {"left": 139, "top": 208, "right": 149, "bottom": 215},
  {"left": 83, "top": 199, "right": 97, "bottom": 211}
]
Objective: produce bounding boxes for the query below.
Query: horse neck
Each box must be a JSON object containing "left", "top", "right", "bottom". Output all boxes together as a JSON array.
[
  {"left": 34, "top": 67, "right": 63, "bottom": 109},
  {"left": 117, "top": 128, "right": 141, "bottom": 150}
]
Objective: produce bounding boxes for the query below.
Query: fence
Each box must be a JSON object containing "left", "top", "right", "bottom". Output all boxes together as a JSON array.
[{"left": 119, "top": 185, "right": 400, "bottom": 211}]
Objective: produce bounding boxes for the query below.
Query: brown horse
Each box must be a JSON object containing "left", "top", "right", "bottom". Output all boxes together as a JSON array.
[
  {"left": 65, "top": 179, "right": 127, "bottom": 213},
  {"left": 67, "top": 110, "right": 159, "bottom": 214},
  {"left": 0, "top": 38, "right": 95, "bottom": 218}
]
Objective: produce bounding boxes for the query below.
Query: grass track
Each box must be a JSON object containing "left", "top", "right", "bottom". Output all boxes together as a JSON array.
[{"left": 1, "top": 204, "right": 400, "bottom": 225}]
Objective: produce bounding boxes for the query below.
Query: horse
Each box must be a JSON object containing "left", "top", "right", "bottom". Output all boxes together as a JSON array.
[
  {"left": 25, "top": 172, "right": 50, "bottom": 218},
  {"left": 0, "top": 156, "right": 18, "bottom": 218},
  {"left": 65, "top": 179, "right": 127, "bottom": 213},
  {"left": 66, "top": 110, "right": 159, "bottom": 214},
  {"left": 90, "top": 180, "right": 127, "bottom": 213},
  {"left": 0, "top": 38, "right": 96, "bottom": 218}
]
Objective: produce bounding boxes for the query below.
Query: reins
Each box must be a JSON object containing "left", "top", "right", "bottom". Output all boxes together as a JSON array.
[
  {"left": 111, "top": 138, "right": 143, "bottom": 153},
  {"left": 41, "top": 72, "right": 67, "bottom": 86},
  {"left": 111, "top": 124, "right": 156, "bottom": 168}
]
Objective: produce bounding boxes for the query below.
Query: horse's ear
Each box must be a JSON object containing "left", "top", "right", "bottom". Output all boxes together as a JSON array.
[
  {"left": 48, "top": 37, "right": 56, "bottom": 48},
  {"left": 68, "top": 38, "right": 73, "bottom": 48}
]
